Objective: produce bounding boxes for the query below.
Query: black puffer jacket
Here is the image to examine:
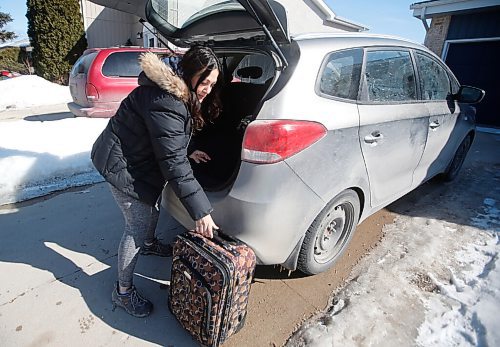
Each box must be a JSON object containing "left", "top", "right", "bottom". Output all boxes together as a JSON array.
[{"left": 91, "top": 52, "right": 212, "bottom": 220}]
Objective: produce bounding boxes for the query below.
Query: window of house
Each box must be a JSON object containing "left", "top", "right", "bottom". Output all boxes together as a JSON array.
[
  {"left": 365, "top": 50, "right": 417, "bottom": 102},
  {"left": 102, "top": 52, "right": 143, "bottom": 78},
  {"left": 415, "top": 52, "right": 451, "bottom": 100},
  {"left": 318, "top": 48, "right": 363, "bottom": 100}
]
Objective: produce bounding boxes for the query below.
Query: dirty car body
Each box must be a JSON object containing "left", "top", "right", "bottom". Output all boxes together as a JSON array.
[{"left": 95, "top": 0, "right": 485, "bottom": 274}]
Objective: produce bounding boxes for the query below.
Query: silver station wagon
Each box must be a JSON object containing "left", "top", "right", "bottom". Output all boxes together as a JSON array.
[{"left": 98, "top": 0, "right": 485, "bottom": 274}]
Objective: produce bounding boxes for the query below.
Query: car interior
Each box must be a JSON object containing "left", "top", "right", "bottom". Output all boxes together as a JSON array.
[{"left": 190, "top": 51, "right": 275, "bottom": 191}]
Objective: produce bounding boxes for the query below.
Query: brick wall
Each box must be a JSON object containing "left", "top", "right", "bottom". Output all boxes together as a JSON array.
[{"left": 424, "top": 15, "right": 451, "bottom": 57}]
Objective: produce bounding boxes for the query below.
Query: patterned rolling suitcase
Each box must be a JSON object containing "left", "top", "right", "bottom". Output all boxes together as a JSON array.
[{"left": 168, "top": 231, "right": 256, "bottom": 346}]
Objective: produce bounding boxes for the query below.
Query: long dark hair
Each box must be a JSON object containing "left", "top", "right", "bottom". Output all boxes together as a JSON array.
[{"left": 180, "top": 46, "right": 222, "bottom": 131}]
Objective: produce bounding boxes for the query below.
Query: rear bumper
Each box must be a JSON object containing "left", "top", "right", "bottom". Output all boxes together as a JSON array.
[
  {"left": 161, "top": 161, "right": 325, "bottom": 266},
  {"left": 67, "top": 102, "right": 118, "bottom": 118}
]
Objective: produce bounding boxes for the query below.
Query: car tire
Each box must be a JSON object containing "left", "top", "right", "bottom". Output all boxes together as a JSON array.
[
  {"left": 297, "top": 189, "right": 360, "bottom": 275},
  {"left": 440, "top": 135, "right": 472, "bottom": 182}
]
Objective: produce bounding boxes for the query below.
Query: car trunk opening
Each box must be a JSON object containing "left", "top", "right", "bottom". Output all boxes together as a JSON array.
[{"left": 190, "top": 50, "right": 276, "bottom": 191}]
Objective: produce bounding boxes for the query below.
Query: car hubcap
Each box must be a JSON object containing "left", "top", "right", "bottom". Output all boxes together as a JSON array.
[{"left": 314, "top": 202, "right": 354, "bottom": 264}]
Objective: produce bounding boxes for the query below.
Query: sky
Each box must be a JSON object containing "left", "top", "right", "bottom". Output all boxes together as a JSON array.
[
  {"left": 325, "top": 0, "right": 427, "bottom": 43},
  {"left": 0, "top": 0, "right": 427, "bottom": 44}
]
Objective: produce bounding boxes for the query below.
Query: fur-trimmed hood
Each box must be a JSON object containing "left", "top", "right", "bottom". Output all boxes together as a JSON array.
[{"left": 139, "top": 52, "right": 190, "bottom": 103}]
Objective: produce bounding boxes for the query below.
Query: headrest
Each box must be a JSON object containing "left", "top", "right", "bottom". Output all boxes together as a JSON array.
[{"left": 236, "top": 66, "right": 263, "bottom": 79}]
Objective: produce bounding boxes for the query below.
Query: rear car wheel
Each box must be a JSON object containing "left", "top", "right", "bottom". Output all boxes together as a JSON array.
[
  {"left": 440, "top": 135, "right": 472, "bottom": 182},
  {"left": 297, "top": 190, "right": 360, "bottom": 275}
]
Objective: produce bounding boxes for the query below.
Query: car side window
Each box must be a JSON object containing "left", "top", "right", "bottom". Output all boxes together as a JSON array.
[
  {"left": 365, "top": 50, "right": 417, "bottom": 102},
  {"left": 318, "top": 48, "right": 362, "bottom": 100},
  {"left": 450, "top": 75, "right": 460, "bottom": 94},
  {"left": 102, "top": 52, "right": 143, "bottom": 78},
  {"left": 415, "top": 52, "right": 451, "bottom": 100}
]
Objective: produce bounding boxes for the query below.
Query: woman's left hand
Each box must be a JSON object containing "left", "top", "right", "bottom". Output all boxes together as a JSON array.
[{"left": 189, "top": 150, "right": 211, "bottom": 163}]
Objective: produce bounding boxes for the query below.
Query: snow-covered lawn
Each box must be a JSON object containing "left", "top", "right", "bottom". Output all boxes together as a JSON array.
[
  {"left": 0, "top": 117, "right": 107, "bottom": 204},
  {"left": 0, "top": 75, "right": 72, "bottom": 111},
  {"left": 0, "top": 75, "right": 107, "bottom": 204}
]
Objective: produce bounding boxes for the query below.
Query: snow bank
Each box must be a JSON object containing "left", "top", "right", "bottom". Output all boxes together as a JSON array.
[
  {"left": 417, "top": 198, "right": 500, "bottom": 347},
  {"left": 0, "top": 117, "right": 108, "bottom": 204},
  {"left": 287, "top": 170, "right": 500, "bottom": 347},
  {"left": 0, "top": 75, "right": 71, "bottom": 111}
]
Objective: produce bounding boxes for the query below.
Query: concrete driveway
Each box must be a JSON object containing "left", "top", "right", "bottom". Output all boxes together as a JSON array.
[
  {"left": 0, "top": 178, "right": 393, "bottom": 346},
  {"left": 0, "top": 129, "right": 498, "bottom": 346},
  {"left": 0, "top": 103, "right": 72, "bottom": 122}
]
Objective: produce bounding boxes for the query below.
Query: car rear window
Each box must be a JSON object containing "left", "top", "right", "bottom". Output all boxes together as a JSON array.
[
  {"left": 318, "top": 48, "right": 363, "bottom": 100},
  {"left": 102, "top": 52, "right": 143, "bottom": 78},
  {"left": 70, "top": 51, "right": 98, "bottom": 77}
]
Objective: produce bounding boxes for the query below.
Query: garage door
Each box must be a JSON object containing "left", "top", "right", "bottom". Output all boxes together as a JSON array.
[{"left": 445, "top": 40, "right": 500, "bottom": 127}]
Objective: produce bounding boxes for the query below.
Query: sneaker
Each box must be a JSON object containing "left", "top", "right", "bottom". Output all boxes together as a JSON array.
[
  {"left": 140, "top": 238, "right": 173, "bottom": 257},
  {"left": 111, "top": 283, "right": 153, "bottom": 318}
]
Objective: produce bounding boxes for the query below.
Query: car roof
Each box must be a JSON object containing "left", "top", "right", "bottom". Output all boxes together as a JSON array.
[
  {"left": 82, "top": 47, "right": 171, "bottom": 54},
  {"left": 293, "top": 32, "right": 426, "bottom": 51}
]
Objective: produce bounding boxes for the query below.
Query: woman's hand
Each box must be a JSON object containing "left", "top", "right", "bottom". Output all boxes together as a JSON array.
[
  {"left": 189, "top": 150, "right": 211, "bottom": 164},
  {"left": 195, "top": 214, "right": 219, "bottom": 238}
]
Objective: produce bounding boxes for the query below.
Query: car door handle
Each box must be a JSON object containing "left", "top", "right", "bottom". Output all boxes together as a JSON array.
[
  {"left": 364, "top": 132, "right": 384, "bottom": 144},
  {"left": 429, "top": 121, "right": 441, "bottom": 129}
]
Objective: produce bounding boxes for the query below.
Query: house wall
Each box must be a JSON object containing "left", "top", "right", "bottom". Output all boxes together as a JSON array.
[
  {"left": 424, "top": 15, "right": 451, "bottom": 56},
  {"left": 277, "top": 0, "right": 357, "bottom": 36},
  {"left": 166, "top": 0, "right": 354, "bottom": 36},
  {"left": 441, "top": 8, "right": 500, "bottom": 127},
  {"left": 447, "top": 8, "right": 500, "bottom": 39},
  {"left": 80, "top": 0, "right": 143, "bottom": 48},
  {"left": 81, "top": 0, "right": 358, "bottom": 49}
]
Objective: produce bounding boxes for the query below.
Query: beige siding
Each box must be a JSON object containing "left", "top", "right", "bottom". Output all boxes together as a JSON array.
[
  {"left": 79, "top": 0, "right": 358, "bottom": 48},
  {"left": 277, "top": 0, "right": 357, "bottom": 35},
  {"left": 80, "top": 1, "right": 143, "bottom": 48},
  {"left": 165, "top": 0, "right": 349, "bottom": 33}
]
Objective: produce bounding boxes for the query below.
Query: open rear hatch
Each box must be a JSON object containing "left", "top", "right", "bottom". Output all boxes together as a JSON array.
[{"left": 89, "top": 0, "right": 290, "bottom": 67}]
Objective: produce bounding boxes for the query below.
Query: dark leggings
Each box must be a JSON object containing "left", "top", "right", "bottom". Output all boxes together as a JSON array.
[{"left": 109, "top": 184, "right": 159, "bottom": 288}]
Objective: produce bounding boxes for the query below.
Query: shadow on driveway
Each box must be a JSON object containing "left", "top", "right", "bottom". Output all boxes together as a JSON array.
[
  {"left": 0, "top": 183, "right": 194, "bottom": 346},
  {"left": 24, "top": 112, "right": 75, "bottom": 122},
  {"left": 387, "top": 131, "right": 500, "bottom": 231}
]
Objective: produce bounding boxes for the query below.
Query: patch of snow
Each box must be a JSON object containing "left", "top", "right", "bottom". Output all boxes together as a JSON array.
[
  {"left": 471, "top": 198, "right": 500, "bottom": 230},
  {"left": 0, "top": 117, "right": 108, "bottom": 204},
  {"left": 417, "top": 198, "right": 499, "bottom": 347},
  {"left": 0, "top": 75, "right": 71, "bottom": 111},
  {"left": 287, "top": 178, "right": 500, "bottom": 347}
]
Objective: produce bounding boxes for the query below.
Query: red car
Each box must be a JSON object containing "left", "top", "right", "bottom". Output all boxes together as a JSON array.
[
  {"left": 68, "top": 47, "right": 171, "bottom": 118},
  {"left": 1, "top": 70, "right": 14, "bottom": 79}
]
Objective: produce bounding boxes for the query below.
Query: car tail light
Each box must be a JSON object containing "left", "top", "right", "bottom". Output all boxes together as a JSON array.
[
  {"left": 86, "top": 83, "right": 99, "bottom": 101},
  {"left": 242, "top": 120, "right": 327, "bottom": 164}
]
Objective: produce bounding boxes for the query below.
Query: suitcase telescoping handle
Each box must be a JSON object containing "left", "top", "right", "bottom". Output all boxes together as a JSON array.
[{"left": 212, "top": 229, "right": 240, "bottom": 245}]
